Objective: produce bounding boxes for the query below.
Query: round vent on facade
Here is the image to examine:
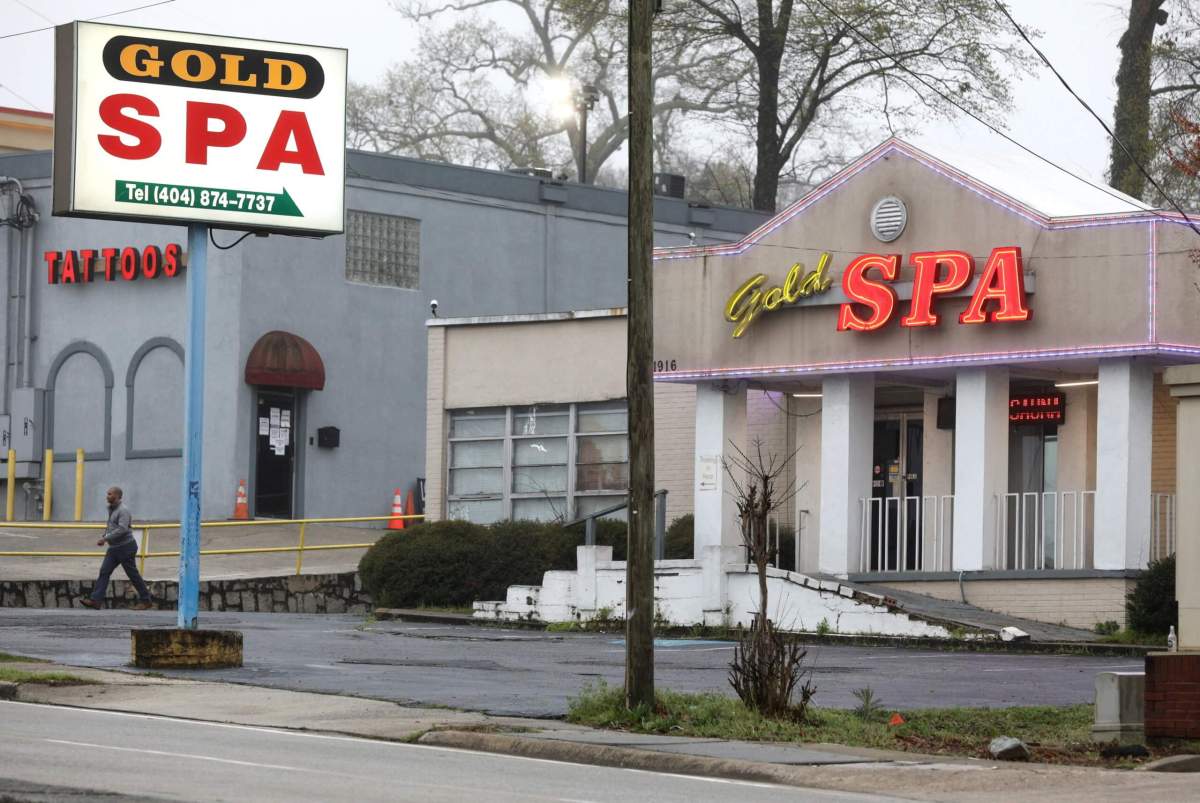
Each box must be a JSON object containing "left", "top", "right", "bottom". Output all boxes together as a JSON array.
[{"left": 870, "top": 196, "right": 908, "bottom": 243}]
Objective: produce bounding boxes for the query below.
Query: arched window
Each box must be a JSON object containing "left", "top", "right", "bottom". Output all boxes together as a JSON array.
[
  {"left": 45, "top": 341, "right": 114, "bottom": 460},
  {"left": 125, "top": 337, "right": 184, "bottom": 459}
]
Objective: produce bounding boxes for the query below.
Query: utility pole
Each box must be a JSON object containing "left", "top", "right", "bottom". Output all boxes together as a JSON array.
[
  {"left": 625, "top": 0, "right": 655, "bottom": 711},
  {"left": 575, "top": 84, "right": 599, "bottom": 184}
]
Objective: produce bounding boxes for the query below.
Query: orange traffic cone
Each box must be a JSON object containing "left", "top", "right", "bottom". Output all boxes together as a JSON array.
[
  {"left": 388, "top": 488, "right": 405, "bottom": 530},
  {"left": 404, "top": 489, "right": 415, "bottom": 524},
  {"left": 232, "top": 479, "right": 250, "bottom": 520},
  {"left": 888, "top": 712, "right": 906, "bottom": 727}
]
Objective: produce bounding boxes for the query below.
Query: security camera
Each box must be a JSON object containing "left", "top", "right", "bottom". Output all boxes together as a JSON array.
[
  {"left": 430, "top": 299, "right": 439, "bottom": 317},
  {"left": 687, "top": 231, "right": 697, "bottom": 243}
]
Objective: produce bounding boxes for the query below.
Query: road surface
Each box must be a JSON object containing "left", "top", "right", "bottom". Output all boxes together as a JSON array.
[
  {"left": 0, "top": 701, "right": 900, "bottom": 802},
  {"left": 0, "top": 608, "right": 1134, "bottom": 716}
]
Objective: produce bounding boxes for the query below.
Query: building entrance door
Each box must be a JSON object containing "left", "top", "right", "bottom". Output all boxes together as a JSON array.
[
  {"left": 869, "top": 413, "right": 923, "bottom": 571},
  {"left": 255, "top": 390, "right": 295, "bottom": 518}
]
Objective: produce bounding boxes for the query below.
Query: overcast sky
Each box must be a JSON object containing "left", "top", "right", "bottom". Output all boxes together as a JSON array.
[{"left": 0, "top": 0, "right": 1134, "bottom": 185}]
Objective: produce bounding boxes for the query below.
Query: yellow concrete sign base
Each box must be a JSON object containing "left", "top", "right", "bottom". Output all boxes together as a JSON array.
[{"left": 130, "top": 628, "right": 243, "bottom": 669}]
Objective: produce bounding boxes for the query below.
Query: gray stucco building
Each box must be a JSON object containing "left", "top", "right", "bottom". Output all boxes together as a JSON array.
[{"left": 0, "top": 149, "right": 765, "bottom": 521}]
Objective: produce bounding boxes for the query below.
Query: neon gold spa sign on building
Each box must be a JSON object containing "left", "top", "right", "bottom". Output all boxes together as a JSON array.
[
  {"left": 725, "top": 247, "right": 1031, "bottom": 338},
  {"left": 52, "top": 22, "right": 347, "bottom": 235}
]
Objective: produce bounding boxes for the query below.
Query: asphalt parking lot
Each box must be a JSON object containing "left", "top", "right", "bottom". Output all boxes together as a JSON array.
[{"left": 0, "top": 608, "right": 1137, "bottom": 717}]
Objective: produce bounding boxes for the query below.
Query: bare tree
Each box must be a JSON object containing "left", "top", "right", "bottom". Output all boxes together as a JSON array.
[
  {"left": 667, "top": 0, "right": 1033, "bottom": 212},
  {"left": 1140, "top": 2, "right": 1200, "bottom": 208},
  {"left": 723, "top": 440, "right": 814, "bottom": 720},
  {"left": 349, "top": 0, "right": 740, "bottom": 183}
]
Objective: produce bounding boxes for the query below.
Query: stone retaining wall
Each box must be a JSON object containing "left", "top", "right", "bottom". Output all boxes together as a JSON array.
[{"left": 0, "top": 572, "right": 372, "bottom": 614}]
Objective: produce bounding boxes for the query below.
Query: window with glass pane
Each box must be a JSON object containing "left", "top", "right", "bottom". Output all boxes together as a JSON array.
[
  {"left": 448, "top": 498, "right": 504, "bottom": 524},
  {"left": 575, "top": 495, "right": 627, "bottom": 521},
  {"left": 451, "top": 409, "right": 505, "bottom": 438},
  {"left": 513, "top": 405, "right": 569, "bottom": 436},
  {"left": 345, "top": 210, "right": 420, "bottom": 289},
  {"left": 513, "top": 497, "right": 567, "bottom": 521},
  {"left": 576, "top": 434, "right": 629, "bottom": 491},
  {"left": 577, "top": 403, "right": 627, "bottom": 433},
  {"left": 446, "top": 399, "right": 629, "bottom": 524}
]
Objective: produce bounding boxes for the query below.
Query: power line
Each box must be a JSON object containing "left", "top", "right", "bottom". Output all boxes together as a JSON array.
[
  {"left": 0, "top": 83, "right": 43, "bottom": 112},
  {"left": 991, "top": 0, "right": 1200, "bottom": 239},
  {"left": 807, "top": 0, "right": 1197, "bottom": 236},
  {"left": 0, "top": 0, "right": 176, "bottom": 41}
]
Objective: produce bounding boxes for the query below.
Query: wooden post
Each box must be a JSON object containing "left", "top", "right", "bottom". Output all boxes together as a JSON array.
[{"left": 625, "top": 0, "right": 655, "bottom": 711}]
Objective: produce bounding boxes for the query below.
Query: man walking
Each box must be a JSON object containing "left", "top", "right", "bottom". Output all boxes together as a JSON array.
[{"left": 80, "top": 487, "right": 152, "bottom": 610}]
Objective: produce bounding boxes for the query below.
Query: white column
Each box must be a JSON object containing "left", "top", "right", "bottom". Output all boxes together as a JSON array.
[
  {"left": 953, "top": 367, "right": 1009, "bottom": 570},
  {"left": 818, "top": 373, "right": 874, "bottom": 575},
  {"left": 1164, "top": 365, "right": 1200, "bottom": 649},
  {"left": 693, "top": 382, "right": 747, "bottom": 554},
  {"left": 1095, "top": 358, "right": 1153, "bottom": 570}
]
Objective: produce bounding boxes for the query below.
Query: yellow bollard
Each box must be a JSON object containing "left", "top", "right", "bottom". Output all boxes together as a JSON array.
[
  {"left": 74, "top": 448, "right": 84, "bottom": 522},
  {"left": 138, "top": 527, "right": 150, "bottom": 575},
  {"left": 295, "top": 522, "right": 307, "bottom": 576},
  {"left": 42, "top": 448, "right": 53, "bottom": 522},
  {"left": 5, "top": 449, "right": 14, "bottom": 522}
]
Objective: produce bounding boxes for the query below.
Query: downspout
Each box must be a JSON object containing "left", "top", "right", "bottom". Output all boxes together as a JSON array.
[{"left": 20, "top": 209, "right": 35, "bottom": 389}]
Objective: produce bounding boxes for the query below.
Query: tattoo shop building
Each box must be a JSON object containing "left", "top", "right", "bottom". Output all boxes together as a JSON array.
[
  {"left": 0, "top": 145, "right": 763, "bottom": 523},
  {"left": 427, "top": 138, "right": 1196, "bottom": 631}
]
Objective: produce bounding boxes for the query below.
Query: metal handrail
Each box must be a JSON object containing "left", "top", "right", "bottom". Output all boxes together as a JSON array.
[
  {"left": 0, "top": 513, "right": 424, "bottom": 575},
  {"left": 563, "top": 489, "right": 668, "bottom": 559}
]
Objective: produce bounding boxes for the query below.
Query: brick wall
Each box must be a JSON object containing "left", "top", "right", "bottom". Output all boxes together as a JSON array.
[
  {"left": 424, "top": 326, "right": 447, "bottom": 520},
  {"left": 1145, "top": 653, "right": 1200, "bottom": 739},
  {"left": 0, "top": 572, "right": 371, "bottom": 614},
  {"left": 1151, "top": 372, "right": 1177, "bottom": 494},
  {"left": 653, "top": 382, "right": 696, "bottom": 523},
  {"left": 878, "top": 577, "right": 1133, "bottom": 630}
]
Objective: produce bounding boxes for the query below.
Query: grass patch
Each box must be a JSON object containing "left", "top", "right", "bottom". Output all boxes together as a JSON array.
[
  {"left": 0, "top": 652, "right": 48, "bottom": 664},
  {"left": 566, "top": 681, "right": 1188, "bottom": 766},
  {"left": 1097, "top": 629, "right": 1167, "bottom": 647},
  {"left": 0, "top": 667, "right": 94, "bottom": 686}
]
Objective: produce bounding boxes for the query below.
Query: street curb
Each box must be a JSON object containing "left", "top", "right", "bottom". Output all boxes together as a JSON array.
[
  {"left": 417, "top": 729, "right": 838, "bottom": 788},
  {"left": 373, "top": 611, "right": 1152, "bottom": 656},
  {"left": 0, "top": 681, "right": 16, "bottom": 700}
]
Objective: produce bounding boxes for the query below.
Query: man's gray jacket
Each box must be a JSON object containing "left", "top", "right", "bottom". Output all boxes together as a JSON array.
[{"left": 103, "top": 503, "right": 134, "bottom": 548}]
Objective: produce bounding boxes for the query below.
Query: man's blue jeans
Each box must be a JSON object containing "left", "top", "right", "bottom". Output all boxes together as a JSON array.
[{"left": 90, "top": 540, "right": 151, "bottom": 603}]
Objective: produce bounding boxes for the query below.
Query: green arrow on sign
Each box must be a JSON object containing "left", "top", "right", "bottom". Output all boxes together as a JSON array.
[{"left": 114, "top": 180, "right": 304, "bottom": 217}]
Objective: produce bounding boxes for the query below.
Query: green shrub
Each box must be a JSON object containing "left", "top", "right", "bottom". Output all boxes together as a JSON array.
[
  {"left": 360, "top": 518, "right": 642, "bottom": 608},
  {"left": 665, "top": 514, "right": 693, "bottom": 559},
  {"left": 1126, "top": 555, "right": 1177, "bottom": 635}
]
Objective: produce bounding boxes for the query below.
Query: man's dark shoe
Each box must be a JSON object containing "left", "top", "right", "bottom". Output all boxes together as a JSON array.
[
  {"left": 79, "top": 599, "right": 102, "bottom": 610},
  {"left": 131, "top": 600, "right": 153, "bottom": 611}
]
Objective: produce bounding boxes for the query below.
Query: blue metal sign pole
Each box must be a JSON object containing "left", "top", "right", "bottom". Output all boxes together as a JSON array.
[{"left": 177, "top": 223, "right": 207, "bottom": 630}]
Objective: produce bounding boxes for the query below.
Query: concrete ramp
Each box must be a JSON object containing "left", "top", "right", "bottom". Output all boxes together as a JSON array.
[{"left": 827, "top": 578, "right": 1101, "bottom": 643}]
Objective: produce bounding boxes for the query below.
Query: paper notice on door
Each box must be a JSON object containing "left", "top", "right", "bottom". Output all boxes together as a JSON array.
[
  {"left": 258, "top": 417, "right": 270, "bottom": 436},
  {"left": 270, "top": 408, "right": 281, "bottom": 426},
  {"left": 273, "top": 444, "right": 286, "bottom": 456},
  {"left": 280, "top": 410, "right": 291, "bottom": 428},
  {"left": 269, "top": 427, "right": 282, "bottom": 446}
]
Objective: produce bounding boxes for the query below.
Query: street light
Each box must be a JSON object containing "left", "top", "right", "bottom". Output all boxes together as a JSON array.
[{"left": 573, "top": 83, "right": 599, "bottom": 183}]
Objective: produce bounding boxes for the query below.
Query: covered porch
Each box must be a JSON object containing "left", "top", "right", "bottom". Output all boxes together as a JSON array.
[{"left": 687, "top": 355, "right": 1180, "bottom": 598}]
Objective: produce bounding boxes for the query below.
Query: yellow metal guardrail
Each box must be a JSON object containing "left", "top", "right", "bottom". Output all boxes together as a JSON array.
[{"left": 0, "top": 514, "right": 424, "bottom": 575}]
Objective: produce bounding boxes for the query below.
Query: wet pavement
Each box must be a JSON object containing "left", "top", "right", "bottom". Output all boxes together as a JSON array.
[{"left": 0, "top": 608, "right": 1139, "bottom": 717}]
